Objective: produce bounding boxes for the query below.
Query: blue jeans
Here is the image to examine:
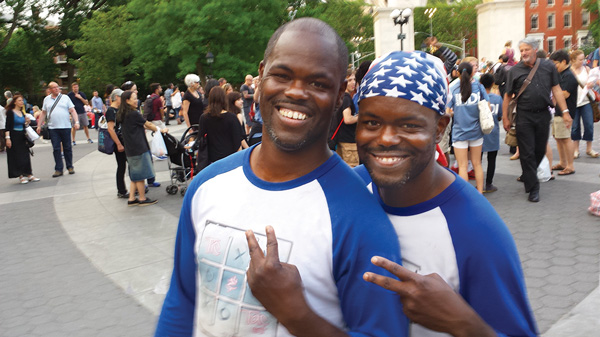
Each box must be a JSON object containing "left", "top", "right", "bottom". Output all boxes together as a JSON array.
[
  {"left": 49, "top": 128, "right": 73, "bottom": 172},
  {"left": 571, "top": 103, "right": 594, "bottom": 141}
]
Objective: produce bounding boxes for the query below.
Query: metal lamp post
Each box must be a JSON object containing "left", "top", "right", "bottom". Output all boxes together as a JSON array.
[
  {"left": 390, "top": 8, "right": 412, "bottom": 51},
  {"left": 206, "top": 51, "right": 214, "bottom": 79}
]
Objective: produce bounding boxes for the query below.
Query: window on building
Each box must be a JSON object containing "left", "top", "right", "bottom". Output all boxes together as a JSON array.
[
  {"left": 548, "top": 37, "right": 556, "bottom": 53},
  {"left": 582, "top": 11, "right": 590, "bottom": 26},
  {"left": 564, "top": 12, "right": 571, "bottom": 28},
  {"left": 563, "top": 0, "right": 570, "bottom": 5},
  {"left": 531, "top": 15, "right": 539, "bottom": 30},
  {"left": 548, "top": 0, "right": 554, "bottom": 6},
  {"left": 548, "top": 13, "right": 555, "bottom": 29},
  {"left": 564, "top": 36, "right": 572, "bottom": 50},
  {"left": 531, "top": 0, "right": 538, "bottom": 5}
]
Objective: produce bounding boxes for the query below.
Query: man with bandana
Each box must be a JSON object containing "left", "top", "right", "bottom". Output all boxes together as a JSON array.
[{"left": 247, "top": 51, "right": 537, "bottom": 337}]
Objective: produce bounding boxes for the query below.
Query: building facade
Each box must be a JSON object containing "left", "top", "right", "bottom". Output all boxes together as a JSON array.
[{"left": 525, "top": 0, "right": 595, "bottom": 53}]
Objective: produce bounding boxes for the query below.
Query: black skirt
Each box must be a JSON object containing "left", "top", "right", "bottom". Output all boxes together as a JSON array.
[{"left": 6, "top": 130, "right": 32, "bottom": 178}]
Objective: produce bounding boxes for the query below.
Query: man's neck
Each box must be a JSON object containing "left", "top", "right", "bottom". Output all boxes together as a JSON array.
[
  {"left": 377, "top": 162, "right": 455, "bottom": 208},
  {"left": 249, "top": 141, "right": 332, "bottom": 183},
  {"left": 51, "top": 93, "right": 59, "bottom": 98},
  {"left": 525, "top": 57, "right": 537, "bottom": 68}
]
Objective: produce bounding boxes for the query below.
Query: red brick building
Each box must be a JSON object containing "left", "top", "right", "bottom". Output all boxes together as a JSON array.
[{"left": 525, "top": 0, "right": 595, "bottom": 53}]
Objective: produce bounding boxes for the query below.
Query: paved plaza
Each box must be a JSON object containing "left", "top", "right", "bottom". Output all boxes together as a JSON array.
[{"left": 0, "top": 123, "right": 598, "bottom": 336}]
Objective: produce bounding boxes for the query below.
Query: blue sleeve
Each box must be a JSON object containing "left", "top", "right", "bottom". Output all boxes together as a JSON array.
[
  {"left": 443, "top": 186, "right": 538, "bottom": 337},
  {"left": 155, "top": 180, "right": 199, "bottom": 336},
  {"left": 593, "top": 48, "right": 599, "bottom": 61},
  {"left": 321, "top": 164, "right": 409, "bottom": 337}
]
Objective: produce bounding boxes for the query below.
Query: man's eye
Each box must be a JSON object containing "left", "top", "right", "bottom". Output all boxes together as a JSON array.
[
  {"left": 364, "top": 120, "right": 380, "bottom": 127},
  {"left": 311, "top": 81, "right": 328, "bottom": 89},
  {"left": 271, "top": 73, "right": 290, "bottom": 81}
]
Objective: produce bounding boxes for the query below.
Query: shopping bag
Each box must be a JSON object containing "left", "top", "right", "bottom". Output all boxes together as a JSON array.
[
  {"left": 25, "top": 126, "right": 40, "bottom": 143},
  {"left": 478, "top": 100, "right": 494, "bottom": 134},
  {"left": 589, "top": 190, "right": 600, "bottom": 216},
  {"left": 150, "top": 130, "right": 168, "bottom": 158},
  {"left": 537, "top": 156, "right": 552, "bottom": 182}
]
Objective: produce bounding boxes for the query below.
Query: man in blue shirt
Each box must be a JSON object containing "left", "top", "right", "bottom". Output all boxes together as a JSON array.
[{"left": 155, "top": 18, "right": 407, "bottom": 337}]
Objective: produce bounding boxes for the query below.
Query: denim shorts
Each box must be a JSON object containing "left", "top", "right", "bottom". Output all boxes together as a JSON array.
[{"left": 127, "top": 151, "right": 155, "bottom": 182}]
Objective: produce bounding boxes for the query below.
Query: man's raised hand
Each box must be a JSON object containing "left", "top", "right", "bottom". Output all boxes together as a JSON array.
[
  {"left": 363, "top": 256, "right": 495, "bottom": 337},
  {"left": 245, "top": 226, "right": 309, "bottom": 326}
]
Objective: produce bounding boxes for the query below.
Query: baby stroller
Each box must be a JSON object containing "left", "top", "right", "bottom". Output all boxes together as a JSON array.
[{"left": 163, "top": 125, "right": 199, "bottom": 196}]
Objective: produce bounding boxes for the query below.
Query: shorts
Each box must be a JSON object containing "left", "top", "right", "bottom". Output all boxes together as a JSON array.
[
  {"left": 75, "top": 113, "right": 88, "bottom": 127},
  {"left": 127, "top": 151, "right": 156, "bottom": 182},
  {"left": 336, "top": 142, "right": 359, "bottom": 167},
  {"left": 453, "top": 138, "right": 483, "bottom": 149},
  {"left": 552, "top": 116, "right": 570, "bottom": 139}
]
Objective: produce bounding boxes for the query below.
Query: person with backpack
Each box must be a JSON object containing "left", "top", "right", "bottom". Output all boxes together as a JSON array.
[
  {"left": 144, "top": 83, "right": 166, "bottom": 129},
  {"left": 494, "top": 54, "right": 510, "bottom": 97}
]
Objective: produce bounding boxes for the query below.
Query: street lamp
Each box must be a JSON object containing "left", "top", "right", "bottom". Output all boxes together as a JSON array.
[
  {"left": 390, "top": 8, "right": 412, "bottom": 51},
  {"left": 424, "top": 8, "right": 437, "bottom": 37},
  {"left": 206, "top": 51, "right": 214, "bottom": 79}
]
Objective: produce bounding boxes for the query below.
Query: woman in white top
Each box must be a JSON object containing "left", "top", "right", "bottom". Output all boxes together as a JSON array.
[{"left": 570, "top": 50, "right": 598, "bottom": 158}]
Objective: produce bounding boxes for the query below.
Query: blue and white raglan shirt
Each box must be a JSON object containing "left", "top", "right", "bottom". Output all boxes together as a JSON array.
[
  {"left": 155, "top": 146, "right": 408, "bottom": 337},
  {"left": 355, "top": 166, "right": 538, "bottom": 337}
]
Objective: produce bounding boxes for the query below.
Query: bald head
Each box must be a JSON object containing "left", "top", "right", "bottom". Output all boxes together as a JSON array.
[
  {"left": 245, "top": 75, "right": 253, "bottom": 84},
  {"left": 263, "top": 17, "right": 348, "bottom": 79}
]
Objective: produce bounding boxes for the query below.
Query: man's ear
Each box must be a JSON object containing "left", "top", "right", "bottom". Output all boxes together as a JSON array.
[
  {"left": 336, "top": 80, "right": 348, "bottom": 108},
  {"left": 435, "top": 113, "right": 451, "bottom": 144},
  {"left": 258, "top": 60, "right": 265, "bottom": 79}
]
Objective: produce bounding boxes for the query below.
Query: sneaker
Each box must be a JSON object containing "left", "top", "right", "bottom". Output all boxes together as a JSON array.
[
  {"left": 483, "top": 184, "right": 498, "bottom": 193},
  {"left": 68, "top": 168, "right": 75, "bottom": 175},
  {"left": 52, "top": 171, "right": 63, "bottom": 178},
  {"left": 72, "top": 141, "right": 76, "bottom": 146},
  {"left": 88, "top": 139, "right": 94, "bottom": 144},
  {"left": 150, "top": 182, "right": 161, "bottom": 187},
  {"left": 20, "top": 177, "right": 29, "bottom": 184},
  {"left": 127, "top": 199, "right": 139, "bottom": 207},
  {"left": 117, "top": 192, "right": 130, "bottom": 199},
  {"left": 28, "top": 175, "right": 40, "bottom": 182},
  {"left": 138, "top": 198, "right": 158, "bottom": 206}
]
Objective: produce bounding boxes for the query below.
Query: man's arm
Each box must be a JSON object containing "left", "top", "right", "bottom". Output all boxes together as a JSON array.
[
  {"left": 75, "top": 92, "right": 89, "bottom": 105},
  {"left": 246, "top": 227, "right": 348, "bottom": 337},
  {"left": 70, "top": 107, "right": 80, "bottom": 130},
  {"left": 36, "top": 110, "right": 47, "bottom": 134},
  {"left": 551, "top": 84, "right": 572, "bottom": 128},
  {"left": 364, "top": 257, "right": 496, "bottom": 337},
  {"left": 502, "top": 93, "right": 512, "bottom": 131}
]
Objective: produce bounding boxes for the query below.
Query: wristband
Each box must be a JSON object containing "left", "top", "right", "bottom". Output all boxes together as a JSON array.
[
  {"left": 5, "top": 136, "right": 10, "bottom": 139},
  {"left": 563, "top": 109, "right": 570, "bottom": 114},
  {"left": 75, "top": 122, "right": 80, "bottom": 124}
]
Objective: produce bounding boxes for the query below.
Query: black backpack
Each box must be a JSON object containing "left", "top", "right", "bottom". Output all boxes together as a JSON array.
[
  {"left": 143, "top": 96, "right": 158, "bottom": 121},
  {"left": 494, "top": 64, "right": 507, "bottom": 86}
]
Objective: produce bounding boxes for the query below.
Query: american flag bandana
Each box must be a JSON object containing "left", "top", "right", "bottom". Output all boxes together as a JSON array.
[{"left": 357, "top": 50, "right": 450, "bottom": 116}]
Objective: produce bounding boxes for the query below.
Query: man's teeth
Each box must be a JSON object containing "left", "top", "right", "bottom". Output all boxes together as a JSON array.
[
  {"left": 280, "top": 108, "right": 307, "bottom": 120},
  {"left": 376, "top": 156, "right": 401, "bottom": 163}
]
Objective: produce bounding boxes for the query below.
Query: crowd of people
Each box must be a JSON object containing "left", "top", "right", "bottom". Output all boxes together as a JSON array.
[{"left": 2, "top": 16, "right": 599, "bottom": 336}]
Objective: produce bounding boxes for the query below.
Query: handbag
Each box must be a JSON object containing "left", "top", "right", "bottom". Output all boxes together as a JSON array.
[
  {"left": 478, "top": 85, "right": 494, "bottom": 134},
  {"left": 574, "top": 73, "right": 600, "bottom": 123},
  {"left": 196, "top": 133, "right": 210, "bottom": 171},
  {"left": 98, "top": 128, "right": 115, "bottom": 154},
  {"left": 505, "top": 127, "right": 518, "bottom": 147}
]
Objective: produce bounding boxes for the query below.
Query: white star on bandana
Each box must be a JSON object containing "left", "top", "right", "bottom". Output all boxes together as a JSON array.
[
  {"left": 383, "top": 86, "right": 406, "bottom": 97},
  {"left": 396, "top": 65, "right": 417, "bottom": 77},
  {"left": 404, "top": 57, "right": 420, "bottom": 69},
  {"left": 389, "top": 75, "right": 413, "bottom": 88},
  {"left": 417, "top": 81, "right": 433, "bottom": 96},
  {"left": 410, "top": 91, "right": 427, "bottom": 105},
  {"left": 368, "top": 78, "right": 385, "bottom": 89}
]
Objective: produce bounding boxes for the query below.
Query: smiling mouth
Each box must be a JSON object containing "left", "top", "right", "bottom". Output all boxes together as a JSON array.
[
  {"left": 279, "top": 108, "right": 307, "bottom": 121},
  {"left": 370, "top": 153, "right": 407, "bottom": 166}
]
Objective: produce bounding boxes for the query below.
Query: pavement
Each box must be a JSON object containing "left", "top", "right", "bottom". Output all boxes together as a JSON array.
[{"left": 0, "top": 122, "right": 599, "bottom": 336}]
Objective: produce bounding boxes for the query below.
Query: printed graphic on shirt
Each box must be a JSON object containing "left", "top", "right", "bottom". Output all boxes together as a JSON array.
[{"left": 197, "top": 221, "right": 293, "bottom": 336}]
